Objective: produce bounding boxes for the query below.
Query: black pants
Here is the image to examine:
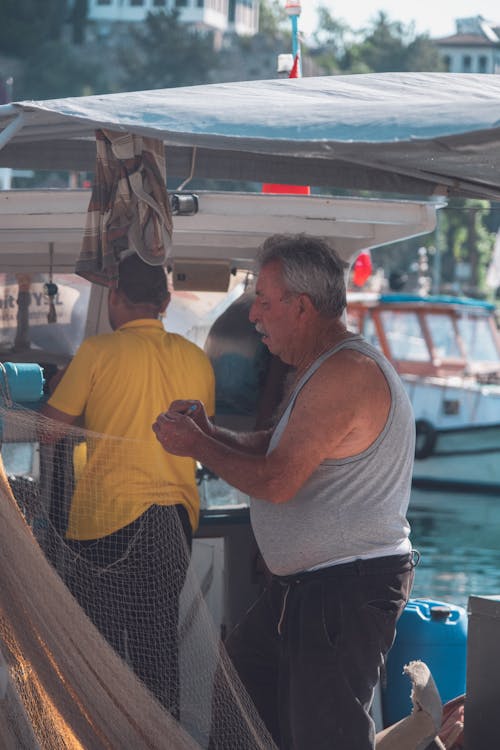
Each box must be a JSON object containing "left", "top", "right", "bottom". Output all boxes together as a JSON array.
[
  {"left": 224, "top": 554, "right": 415, "bottom": 750},
  {"left": 65, "top": 503, "right": 192, "bottom": 716}
]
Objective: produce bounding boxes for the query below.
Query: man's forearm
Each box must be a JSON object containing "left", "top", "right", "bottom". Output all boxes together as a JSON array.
[
  {"left": 153, "top": 411, "right": 284, "bottom": 501},
  {"left": 193, "top": 430, "right": 286, "bottom": 503},
  {"left": 209, "top": 423, "right": 272, "bottom": 455}
]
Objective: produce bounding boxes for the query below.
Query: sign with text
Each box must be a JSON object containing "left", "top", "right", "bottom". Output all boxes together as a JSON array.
[{"left": 0, "top": 274, "right": 91, "bottom": 357}]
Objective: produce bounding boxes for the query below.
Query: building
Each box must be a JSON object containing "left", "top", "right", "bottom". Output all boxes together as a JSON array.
[
  {"left": 86, "top": 0, "right": 259, "bottom": 39},
  {"left": 435, "top": 16, "right": 500, "bottom": 74}
]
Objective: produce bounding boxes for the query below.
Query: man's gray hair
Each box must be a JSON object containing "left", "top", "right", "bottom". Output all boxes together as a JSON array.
[{"left": 256, "top": 234, "right": 349, "bottom": 318}]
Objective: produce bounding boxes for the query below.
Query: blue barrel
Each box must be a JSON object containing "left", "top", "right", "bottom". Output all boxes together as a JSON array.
[{"left": 382, "top": 598, "right": 467, "bottom": 727}]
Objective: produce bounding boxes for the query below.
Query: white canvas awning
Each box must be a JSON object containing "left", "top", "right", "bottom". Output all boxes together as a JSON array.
[{"left": 1, "top": 73, "right": 500, "bottom": 199}]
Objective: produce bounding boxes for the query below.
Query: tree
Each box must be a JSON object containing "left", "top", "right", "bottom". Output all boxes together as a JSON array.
[
  {"left": 117, "top": 10, "right": 219, "bottom": 91},
  {"left": 20, "top": 40, "right": 106, "bottom": 100},
  {"left": 367, "top": 201, "right": 496, "bottom": 297},
  {"left": 311, "top": 10, "right": 445, "bottom": 75},
  {"left": 258, "top": 0, "right": 288, "bottom": 37},
  {"left": 345, "top": 13, "right": 445, "bottom": 73},
  {"left": 70, "top": 0, "right": 89, "bottom": 46},
  {"left": 310, "top": 6, "right": 351, "bottom": 75},
  {"left": 312, "top": 6, "right": 351, "bottom": 57},
  {"left": 0, "top": 0, "right": 67, "bottom": 57},
  {"left": 404, "top": 34, "right": 447, "bottom": 72},
  {"left": 218, "top": 0, "right": 293, "bottom": 83},
  {"left": 441, "top": 200, "right": 495, "bottom": 292},
  {"left": 347, "top": 13, "right": 411, "bottom": 72}
]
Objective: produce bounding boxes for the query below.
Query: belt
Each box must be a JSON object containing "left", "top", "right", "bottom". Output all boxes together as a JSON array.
[{"left": 273, "top": 551, "right": 418, "bottom": 586}]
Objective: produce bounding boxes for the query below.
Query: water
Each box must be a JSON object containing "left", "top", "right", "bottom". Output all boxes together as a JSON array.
[{"left": 408, "top": 487, "right": 500, "bottom": 610}]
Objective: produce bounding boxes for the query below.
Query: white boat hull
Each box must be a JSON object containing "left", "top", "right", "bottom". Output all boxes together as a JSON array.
[
  {"left": 403, "top": 375, "right": 500, "bottom": 431},
  {"left": 412, "top": 423, "right": 500, "bottom": 493}
]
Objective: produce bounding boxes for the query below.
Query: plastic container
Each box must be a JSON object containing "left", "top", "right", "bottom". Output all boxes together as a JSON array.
[
  {"left": 382, "top": 598, "right": 467, "bottom": 727},
  {"left": 0, "top": 362, "right": 44, "bottom": 405}
]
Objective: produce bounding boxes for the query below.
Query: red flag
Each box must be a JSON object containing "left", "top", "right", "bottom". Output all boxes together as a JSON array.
[
  {"left": 352, "top": 250, "right": 373, "bottom": 287},
  {"left": 289, "top": 54, "right": 300, "bottom": 79}
]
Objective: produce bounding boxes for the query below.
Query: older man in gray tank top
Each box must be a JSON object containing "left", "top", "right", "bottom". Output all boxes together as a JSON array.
[{"left": 153, "top": 233, "right": 416, "bottom": 750}]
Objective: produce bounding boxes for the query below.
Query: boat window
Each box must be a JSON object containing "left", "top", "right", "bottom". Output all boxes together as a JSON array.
[
  {"left": 457, "top": 316, "right": 500, "bottom": 362},
  {"left": 425, "top": 313, "right": 462, "bottom": 359},
  {"left": 380, "top": 310, "right": 430, "bottom": 361}
]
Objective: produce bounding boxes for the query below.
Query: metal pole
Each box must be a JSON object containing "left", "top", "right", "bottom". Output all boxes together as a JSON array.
[
  {"left": 285, "top": 0, "right": 302, "bottom": 77},
  {"left": 432, "top": 208, "right": 443, "bottom": 294}
]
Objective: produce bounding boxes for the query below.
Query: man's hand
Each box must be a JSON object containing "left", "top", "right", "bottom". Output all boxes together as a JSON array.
[
  {"left": 152, "top": 406, "right": 204, "bottom": 457},
  {"left": 167, "top": 400, "right": 214, "bottom": 436}
]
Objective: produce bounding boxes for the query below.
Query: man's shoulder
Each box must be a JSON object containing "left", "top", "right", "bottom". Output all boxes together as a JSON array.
[
  {"left": 304, "top": 341, "right": 391, "bottom": 399},
  {"left": 79, "top": 331, "right": 116, "bottom": 352},
  {"left": 69, "top": 332, "right": 121, "bottom": 368},
  {"left": 327, "top": 338, "right": 391, "bottom": 371}
]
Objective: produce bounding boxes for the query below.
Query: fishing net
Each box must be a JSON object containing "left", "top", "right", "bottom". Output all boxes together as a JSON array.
[{"left": 0, "top": 402, "right": 276, "bottom": 750}]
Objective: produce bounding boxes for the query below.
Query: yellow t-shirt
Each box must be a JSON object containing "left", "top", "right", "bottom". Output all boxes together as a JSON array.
[{"left": 48, "top": 319, "right": 215, "bottom": 540}]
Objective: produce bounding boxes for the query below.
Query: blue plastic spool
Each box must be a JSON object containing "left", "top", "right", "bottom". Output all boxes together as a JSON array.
[
  {"left": 382, "top": 598, "right": 468, "bottom": 727},
  {"left": 0, "top": 362, "right": 44, "bottom": 407}
]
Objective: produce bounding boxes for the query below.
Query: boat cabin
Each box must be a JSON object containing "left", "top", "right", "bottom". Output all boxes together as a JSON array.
[{"left": 347, "top": 293, "right": 500, "bottom": 382}]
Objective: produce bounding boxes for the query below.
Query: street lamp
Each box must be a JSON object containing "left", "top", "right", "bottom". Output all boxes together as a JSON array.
[{"left": 284, "top": 0, "right": 302, "bottom": 77}]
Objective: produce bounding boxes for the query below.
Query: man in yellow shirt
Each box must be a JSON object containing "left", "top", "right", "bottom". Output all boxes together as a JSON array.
[{"left": 41, "top": 253, "right": 215, "bottom": 716}]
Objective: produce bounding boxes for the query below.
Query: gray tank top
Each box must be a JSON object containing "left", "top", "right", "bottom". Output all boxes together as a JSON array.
[{"left": 250, "top": 337, "right": 415, "bottom": 576}]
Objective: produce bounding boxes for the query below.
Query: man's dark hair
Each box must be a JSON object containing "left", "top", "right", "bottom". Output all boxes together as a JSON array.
[{"left": 117, "top": 253, "right": 169, "bottom": 308}]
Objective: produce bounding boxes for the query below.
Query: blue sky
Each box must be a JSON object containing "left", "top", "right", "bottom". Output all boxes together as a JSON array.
[{"left": 298, "top": 1, "right": 500, "bottom": 38}]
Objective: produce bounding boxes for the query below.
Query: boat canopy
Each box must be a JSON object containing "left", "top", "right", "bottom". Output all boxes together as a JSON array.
[{"left": 2, "top": 73, "right": 500, "bottom": 199}]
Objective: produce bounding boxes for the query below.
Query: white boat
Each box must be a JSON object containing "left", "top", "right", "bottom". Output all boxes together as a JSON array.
[
  {"left": 347, "top": 292, "right": 500, "bottom": 492},
  {"left": 2, "top": 73, "right": 500, "bottom": 745}
]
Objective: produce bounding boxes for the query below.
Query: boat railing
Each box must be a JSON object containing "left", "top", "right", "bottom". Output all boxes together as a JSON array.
[{"left": 476, "top": 370, "right": 500, "bottom": 385}]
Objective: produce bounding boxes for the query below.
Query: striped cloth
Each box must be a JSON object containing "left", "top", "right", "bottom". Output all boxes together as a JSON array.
[{"left": 76, "top": 129, "right": 173, "bottom": 286}]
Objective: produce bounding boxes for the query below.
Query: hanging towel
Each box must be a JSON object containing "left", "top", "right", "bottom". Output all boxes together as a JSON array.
[{"left": 76, "top": 129, "right": 172, "bottom": 286}]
